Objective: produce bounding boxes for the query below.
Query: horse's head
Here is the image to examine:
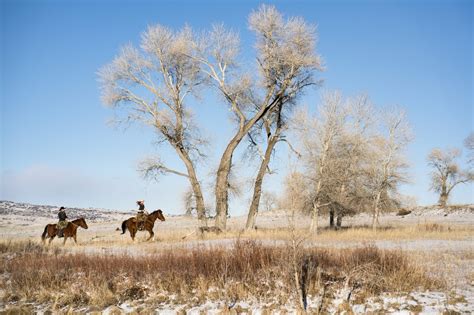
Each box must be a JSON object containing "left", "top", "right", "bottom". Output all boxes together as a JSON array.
[
  {"left": 152, "top": 209, "right": 166, "bottom": 222},
  {"left": 75, "top": 218, "right": 89, "bottom": 229}
]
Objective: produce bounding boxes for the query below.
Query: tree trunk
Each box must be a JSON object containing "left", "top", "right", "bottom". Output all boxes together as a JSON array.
[
  {"left": 185, "top": 207, "right": 193, "bottom": 216},
  {"left": 310, "top": 200, "right": 320, "bottom": 234},
  {"left": 329, "top": 210, "right": 335, "bottom": 228},
  {"left": 335, "top": 184, "right": 346, "bottom": 229},
  {"left": 310, "top": 170, "right": 325, "bottom": 234},
  {"left": 438, "top": 181, "right": 448, "bottom": 207},
  {"left": 246, "top": 135, "right": 278, "bottom": 230},
  {"left": 215, "top": 95, "right": 284, "bottom": 230},
  {"left": 188, "top": 171, "right": 207, "bottom": 226},
  {"left": 438, "top": 193, "right": 448, "bottom": 207},
  {"left": 336, "top": 214, "right": 342, "bottom": 228},
  {"left": 372, "top": 190, "right": 382, "bottom": 231},
  {"left": 175, "top": 147, "right": 207, "bottom": 227},
  {"left": 215, "top": 132, "right": 246, "bottom": 230}
]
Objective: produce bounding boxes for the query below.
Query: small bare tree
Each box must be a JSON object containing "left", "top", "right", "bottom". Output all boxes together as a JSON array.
[
  {"left": 427, "top": 148, "right": 473, "bottom": 207},
  {"left": 464, "top": 132, "right": 474, "bottom": 166},
  {"left": 369, "top": 108, "right": 412, "bottom": 230},
  {"left": 261, "top": 191, "right": 278, "bottom": 212},
  {"left": 98, "top": 25, "right": 208, "bottom": 226},
  {"left": 191, "top": 5, "right": 322, "bottom": 229},
  {"left": 182, "top": 186, "right": 195, "bottom": 216}
]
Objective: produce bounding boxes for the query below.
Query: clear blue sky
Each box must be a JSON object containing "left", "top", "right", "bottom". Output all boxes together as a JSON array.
[{"left": 1, "top": 0, "right": 472, "bottom": 214}]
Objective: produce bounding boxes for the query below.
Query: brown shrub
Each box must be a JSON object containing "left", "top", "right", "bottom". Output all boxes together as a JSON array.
[{"left": 396, "top": 208, "right": 412, "bottom": 216}]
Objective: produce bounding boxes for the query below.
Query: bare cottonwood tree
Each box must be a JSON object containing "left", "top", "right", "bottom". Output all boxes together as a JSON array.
[
  {"left": 427, "top": 148, "right": 473, "bottom": 207},
  {"left": 297, "top": 93, "right": 377, "bottom": 232},
  {"left": 191, "top": 5, "right": 322, "bottom": 229},
  {"left": 288, "top": 95, "right": 412, "bottom": 231},
  {"left": 295, "top": 91, "right": 348, "bottom": 233},
  {"left": 323, "top": 94, "right": 375, "bottom": 228},
  {"left": 245, "top": 7, "right": 323, "bottom": 230},
  {"left": 98, "top": 25, "right": 208, "bottom": 226},
  {"left": 369, "top": 108, "right": 412, "bottom": 230}
]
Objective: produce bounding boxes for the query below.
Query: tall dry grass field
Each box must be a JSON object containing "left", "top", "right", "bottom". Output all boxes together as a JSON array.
[{"left": 0, "top": 240, "right": 441, "bottom": 313}]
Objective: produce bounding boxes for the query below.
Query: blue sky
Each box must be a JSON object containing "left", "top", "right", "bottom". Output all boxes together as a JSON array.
[{"left": 1, "top": 0, "right": 472, "bottom": 214}]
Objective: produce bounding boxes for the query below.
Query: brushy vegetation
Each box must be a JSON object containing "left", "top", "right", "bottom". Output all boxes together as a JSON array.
[
  {"left": 396, "top": 208, "right": 412, "bottom": 216},
  {"left": 0, "top": 240, "right": 441, "bottom": 312}
]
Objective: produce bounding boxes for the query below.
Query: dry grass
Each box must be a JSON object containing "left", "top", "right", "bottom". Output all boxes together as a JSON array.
[
  {"left": 0, "top": 240, "right": 441, "bottom": 312},
  {"left": 166, "top": 223, "right": 472, "bottom": 244},
  {"left": 308, "top": 223, "right": 472, "bottom": 242}
]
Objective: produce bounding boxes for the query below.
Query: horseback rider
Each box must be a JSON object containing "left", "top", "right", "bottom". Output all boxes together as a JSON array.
[
  {"left": 57, "top": 206, "right": 68, "bottom": 237},
  {"left": 136, "top": 200, "right": 148, "bottom": 231}
]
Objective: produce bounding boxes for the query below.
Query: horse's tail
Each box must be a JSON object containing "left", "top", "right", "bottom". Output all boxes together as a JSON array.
[
  {"left": 41, "top": 225, "right": 48, "bottom": 241},
  {"left": 121, "top": 220, "right": 127, "bottom": 234}
]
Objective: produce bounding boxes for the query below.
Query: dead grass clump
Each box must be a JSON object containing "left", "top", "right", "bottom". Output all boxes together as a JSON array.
[
  {"left": 445, "top": 204, "right": 474, "bottom": 212},
  {"left": 1, "top": 240, "right": 440, "bottom": 311},
  {"left": 0, "top": 305, "right": 35, "bottom": 314},
  {"left": 300, "top": 246, "right": 439, "bottom": 297},
  {"left": 0, "top": 240, "right": 50, "bottom": 255},
  {"left": 121, "top": 285, "right": 146, "bottom": 300},
  {"left": 420, "top": 222, "right": 446, "bottom": 232}
]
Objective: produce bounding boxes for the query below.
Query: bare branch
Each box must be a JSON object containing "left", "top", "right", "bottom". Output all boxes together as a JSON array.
[{"left": 138, "top": 156, "right": 189, "bottom": 180}]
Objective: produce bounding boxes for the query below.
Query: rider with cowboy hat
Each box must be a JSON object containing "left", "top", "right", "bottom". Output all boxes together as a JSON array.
[
  {"left": 136, "top": 200, "right": 148, "bottom": 230},
  {"left": 57, "top": 206, "right": 68, "bottom": 237}
]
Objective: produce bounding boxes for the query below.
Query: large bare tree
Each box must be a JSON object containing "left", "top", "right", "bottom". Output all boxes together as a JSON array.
[
  {"left": 427, "top": 147, "right": 473, "bottom": 207},
  {"left": 98, "top": 25, "right": 208, "bottom": 226},
  {"left": 191, "top": 5, "right": 322, "bottom": 229}
]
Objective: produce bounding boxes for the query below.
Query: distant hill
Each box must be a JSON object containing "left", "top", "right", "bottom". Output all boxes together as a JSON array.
[{"left": 0, "top": 200, "right": 134, "bottom": 223}]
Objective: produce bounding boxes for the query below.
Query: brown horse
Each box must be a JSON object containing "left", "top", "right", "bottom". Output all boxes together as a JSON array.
[
  {"left": 41, "top": 218, "right": 89, "bottom": 245},
  {"left": 121, "top": 209, "right": 165, "bottom": 241}
]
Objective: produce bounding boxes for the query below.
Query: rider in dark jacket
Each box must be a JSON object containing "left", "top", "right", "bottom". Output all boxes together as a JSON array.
[
  {"left": 57, "top": 207, "right": 68, "bottom": 237},
  {"left": 136, "top": 200, "right": 148, "bottom": 230}
]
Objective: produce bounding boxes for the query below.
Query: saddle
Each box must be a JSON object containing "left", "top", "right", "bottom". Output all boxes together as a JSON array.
[
  {"left": 136, "top": 213, "right": 147, "bottom": 231},
  {"left": 137, "top": 220, "right": 146, "bottom": 231},
  {"left": 57, "top": 220, "right": 68, "bottom": 238}
]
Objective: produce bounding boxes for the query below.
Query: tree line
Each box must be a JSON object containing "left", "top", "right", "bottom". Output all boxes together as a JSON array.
[{"left": 99, "top": 5, "right": 473, "bottom": 232}]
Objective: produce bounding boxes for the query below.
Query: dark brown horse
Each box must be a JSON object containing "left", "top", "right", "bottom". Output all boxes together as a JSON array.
[
  {"left": 41, "top": 218, "right": 89, "bottom": 245},
  {"left": 121, "top": 209, "right": 165, "bottom": 241}
]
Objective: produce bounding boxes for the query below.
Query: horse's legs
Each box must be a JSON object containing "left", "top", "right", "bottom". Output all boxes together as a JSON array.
[
  {"left": 48, "top": 236, "right": 54, "bottom": 245},
  {"left": 130, "top": 230, "right": 135, "bottom": 241},
  {"left": 73, "top": 234, "right": 77, "bottom": 244},
  {"left": 146, "top": 230, "right": 154, "bottom": 241},
  {"left": 63, "top": 236, "right": 67, "bottom": 245}
]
